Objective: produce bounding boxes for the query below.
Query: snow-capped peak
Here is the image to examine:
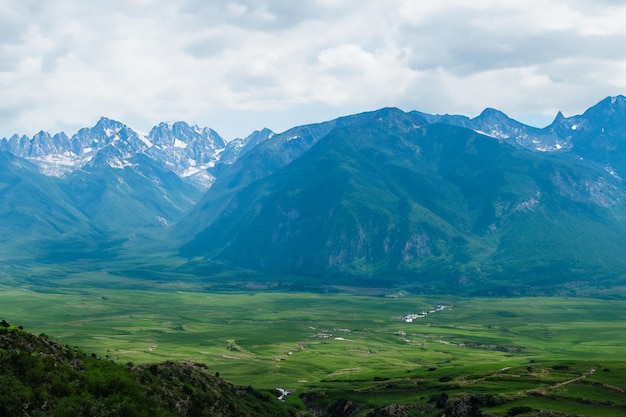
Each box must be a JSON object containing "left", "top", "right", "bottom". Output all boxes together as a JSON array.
[{"left": 0, "top": 117, "right": 271, "bottom": 191}]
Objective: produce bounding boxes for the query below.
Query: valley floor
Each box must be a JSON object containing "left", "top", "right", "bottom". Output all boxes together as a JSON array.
[{"left": 2, "top": 284, "right": 626, "bottom": 416}]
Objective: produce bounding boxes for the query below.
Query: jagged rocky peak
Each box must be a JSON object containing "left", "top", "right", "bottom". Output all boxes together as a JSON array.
[
  {"left": 217, "top": 128, "right": 275, "bottom": 166},
  {"left": 149, "top": 121, "right": 225, "bottom": 150},
  {"left": 1, "top": 131, "right": 72, "bottom": 158},
  {"left": 91, "top": 116, "right": 129, "bottom": 138},
  {"left": 145, "top": 121, "right": 226, "bottom": 183},
  {"left": 541, "top": 111, "right": 581, "bottom": 149},
  {"left": 553, "top": 110, "right": 565, "bottom": 122},
  {"left": 546, "top": 95, "right": 626, "bottom": 130},
  {"left": 245, "top": 127, "right": 275, "bottom": 148},
  {"left": 544, "top": 95, "right": 626, "bottom": 143},
  {"left": 0, "top": 117, "right": 244, "bottom": 186},
  {"left": 70, "top": 117, "right": 138, "bottom": 154},
  {"left": 2, "top": 96, "right": 624, "bottom": 186},
  {"left": 31, "top": 131, "right": 72, "bottom": 157}
]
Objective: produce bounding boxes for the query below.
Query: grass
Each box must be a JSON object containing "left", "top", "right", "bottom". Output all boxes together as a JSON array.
[{"left": 1, "top": 285, "right": 625, "bottom": 415}]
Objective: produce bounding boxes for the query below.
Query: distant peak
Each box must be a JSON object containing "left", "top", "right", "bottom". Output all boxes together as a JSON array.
[
  {"left": 34, "top": 130, "right": 51, "bottom": 138},
  {"left": 95, "top": 116, "right": 125, "bottom": 129},
  {"left": 477, "top": 107, "right": 509, "bottom": 120},
  {"left": 595, "top": 95, "right": 626, "bottom": 109},
  {"left": 481, "top": 107, "right": 504, "bottom": 115},
  {"left": 553, "top": 111, "right": 565, "bottom": 122},
  {"left": 370, "top": 107, "right": 406, "bottom": 119},
  {"left": 583, "top": 95, "right": 626, "bottom": 119},
  {"left": 97, "top": 116, "right": 115, "bottom": 124},
  {"left": 172, "top": 121, "right": 191, "bottom": 129}
]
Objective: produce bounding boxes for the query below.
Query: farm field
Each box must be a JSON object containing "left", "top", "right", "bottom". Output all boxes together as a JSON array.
[{"left": 2, "top": 284, "right": 626, "bottom": 416}]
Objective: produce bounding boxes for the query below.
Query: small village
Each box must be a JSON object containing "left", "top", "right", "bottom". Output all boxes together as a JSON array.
[{"left": 401, "top": 304, "right": 450, "bottom": 322}]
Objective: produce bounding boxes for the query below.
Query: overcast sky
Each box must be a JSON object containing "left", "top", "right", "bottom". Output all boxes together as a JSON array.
[{"left": 2, "top": 0, "right": 626, "bottom": 140}]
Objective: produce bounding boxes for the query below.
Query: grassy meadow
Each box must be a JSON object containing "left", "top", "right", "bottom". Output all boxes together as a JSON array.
[{"left": 2, "top": 284, "right": 626, "bottom": 415}]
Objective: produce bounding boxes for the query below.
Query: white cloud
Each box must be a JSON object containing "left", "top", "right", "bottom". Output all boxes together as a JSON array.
[{"left": 0, "top": 0, "right": 625, "bottom": 139}]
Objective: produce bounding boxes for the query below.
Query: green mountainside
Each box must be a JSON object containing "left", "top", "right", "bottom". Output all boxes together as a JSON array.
[
  {"left": 0, "top": 152, "right": 102, "bottom": 261},
  {"left": 0, "top": 149, "right": 201, "bottom": 265},
  {"left": 0, "top": 320, "right": 305, "bottom": 417},
  {"left": 180, "top": 109, "right": 626, "bottom": 294}
]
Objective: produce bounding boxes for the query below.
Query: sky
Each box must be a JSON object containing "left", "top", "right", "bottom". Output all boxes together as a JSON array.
[{"left": 2, "top": 0, "right": 626, "bottom": 140}]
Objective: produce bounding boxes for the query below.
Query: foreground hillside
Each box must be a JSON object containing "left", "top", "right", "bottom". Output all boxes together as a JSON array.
[{"left": 0, "top": 321, "right": 305, "bottom": 417}]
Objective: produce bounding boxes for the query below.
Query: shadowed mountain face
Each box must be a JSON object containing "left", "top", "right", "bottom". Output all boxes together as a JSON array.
[
  {"left": 180, "top": 107, "right": 626, "bottom": 294},
  {"left": 0, "top": 148, "right": 203, "bottom": 263},
  {"left": 0, "top": 152, "right": 99, "bottom": 256}
]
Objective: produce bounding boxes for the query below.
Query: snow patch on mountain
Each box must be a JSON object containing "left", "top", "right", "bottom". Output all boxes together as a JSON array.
[
  {"left": 604, "top": 166, "right": 621, "bottom": 179},
  {"left": 0, "top": 119, "right": 274, "bottom": 191},
  {"left": 475, "top": 129, "right": 510, "bottom": 140},
  {"left": 135, "top": 130, "right": 154, "bottom": 148},
  {"left": 108, "top": 156, "right": 134, "bottom": 169}
]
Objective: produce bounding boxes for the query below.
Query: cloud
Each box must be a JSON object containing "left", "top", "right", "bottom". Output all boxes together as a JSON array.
[{"left": 0, "top": 0, "right": 625, "bottom": 139}]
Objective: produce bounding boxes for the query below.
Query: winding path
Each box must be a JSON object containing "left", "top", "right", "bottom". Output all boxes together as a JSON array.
[{"left": 526, "top": 367, "right": 596, "bottom": 395}]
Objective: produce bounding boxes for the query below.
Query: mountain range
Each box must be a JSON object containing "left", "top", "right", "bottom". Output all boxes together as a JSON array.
[{"left": 3, "top": 96, "right": 626, "bottom": 295}]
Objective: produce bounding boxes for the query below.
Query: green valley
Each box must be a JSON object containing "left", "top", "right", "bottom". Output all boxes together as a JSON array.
[{"left": 2, "top": 285, "right": 625, "bottom": 416}]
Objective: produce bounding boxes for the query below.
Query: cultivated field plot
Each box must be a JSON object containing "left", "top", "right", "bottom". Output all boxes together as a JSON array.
[{"left": 2, "top": 286, "right": 625, "bottom": 415}]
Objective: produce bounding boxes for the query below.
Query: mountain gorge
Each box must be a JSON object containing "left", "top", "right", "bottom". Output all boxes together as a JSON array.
[{"left": 3, "top": 96, "right": 626, "bottom": 294}]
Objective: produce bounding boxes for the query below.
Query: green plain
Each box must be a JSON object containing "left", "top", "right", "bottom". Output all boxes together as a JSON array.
[{"left": 2, "top": 285, "right": 625, "bottom": 415}]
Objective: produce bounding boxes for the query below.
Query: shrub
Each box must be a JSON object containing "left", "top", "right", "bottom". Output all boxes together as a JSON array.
[{"left": 507, "top": 406, "right": 533, "bottom": 416}]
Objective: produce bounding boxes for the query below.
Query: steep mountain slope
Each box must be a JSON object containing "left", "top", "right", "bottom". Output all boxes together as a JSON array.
[
  {"left": 0, "top": 152, "right": 103, "bottom": 260},
  {"left": 182, "top": 100, "right": 586, "bottom": 224},
  {"left": 62, "top": 154, "right": 201, "bottom": 236},
  {"left": 175, "top": 109, "right": 426, "bottom": 237},
  {"left": 180, "top": 108, "right": 626, "bottom": 294},
  {"left": 567, "top": 95, "right": 626, "bottom": 177},
  {"left": 0, "top": 138, "right": 203, "bottom": 263}
]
